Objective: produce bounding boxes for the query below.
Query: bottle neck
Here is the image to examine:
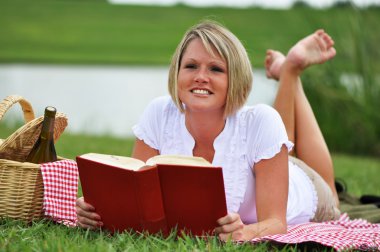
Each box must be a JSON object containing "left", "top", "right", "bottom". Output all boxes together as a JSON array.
[{"left": 40, "top": 116, "right": 55, "bottom": 140}]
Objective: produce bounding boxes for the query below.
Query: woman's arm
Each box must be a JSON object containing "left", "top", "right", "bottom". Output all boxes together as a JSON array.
[
  {"left": 253, "top": 144, "right": 288, "bottom": 234},
  {"left": 132, "top": 138, "right": 159, "bottom": 162},
  {"left": 215, "top": 145, "right": 289, "bottom": 241}
]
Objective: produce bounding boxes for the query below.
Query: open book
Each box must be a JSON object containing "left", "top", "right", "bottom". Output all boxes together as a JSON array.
[{"left": 76, "top": 153, "right": 227, "bottom": 236}]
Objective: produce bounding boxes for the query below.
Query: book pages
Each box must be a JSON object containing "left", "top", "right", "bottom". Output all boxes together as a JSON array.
[
  {"left": 146, "top": 155, "right": 212, "bottom": 167},
  {"left": 80, "top": 153, "right": 145, "bottom": 171}
]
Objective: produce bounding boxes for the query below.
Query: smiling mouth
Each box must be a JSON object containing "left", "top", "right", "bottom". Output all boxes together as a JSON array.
[{"left": 191, "top": 89, "right": 213, "bottom": 95}]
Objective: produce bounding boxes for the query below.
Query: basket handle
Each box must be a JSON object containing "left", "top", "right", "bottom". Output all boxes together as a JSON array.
[{"left": 0, "top": 95, "right": 35, "bottom": 123}]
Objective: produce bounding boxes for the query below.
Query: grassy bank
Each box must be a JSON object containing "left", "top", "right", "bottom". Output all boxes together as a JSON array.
[
  {"left": 0, "top": 219, "right": 274, "bottom": 252},
  {"left": 0, "top": 0, "right": 379, "bottom": 72}
]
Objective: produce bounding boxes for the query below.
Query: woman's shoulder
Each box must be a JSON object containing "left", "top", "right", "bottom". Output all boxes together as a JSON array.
[
  {"left": 235, "top": 103, "right": 285, "bottom": 140},
  {"left": 145, "top": 95, "right": 178, "bottom": 114},
  {"left": 238, "top": 103, "right": 280, "bottom": 122},
  {"left": 149, "top": 95, "right": 174, "bottom": 107},
  {"left": 133, "top": 96, "right": 178, "bottom": 148}
]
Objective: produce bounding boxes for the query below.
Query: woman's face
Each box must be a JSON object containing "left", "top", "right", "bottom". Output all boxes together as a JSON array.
[{"left": 177, "top": 38, "right": 228, "bottom": 115}]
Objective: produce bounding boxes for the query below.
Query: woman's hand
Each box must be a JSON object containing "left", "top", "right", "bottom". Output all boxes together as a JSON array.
[
  {"left": 214, "top": 213, "right": 253, "bottom": 241},
  {"left": 76, "top": 197, "right": 103, "bottom": 229},
  {"left": 215, "top": 213, "right": 287, "bottom": 241}
]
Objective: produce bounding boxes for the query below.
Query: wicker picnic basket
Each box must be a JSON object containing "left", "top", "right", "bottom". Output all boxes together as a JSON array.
[{"left": 0, "top": 95, "right": 67, "bottom": 221}]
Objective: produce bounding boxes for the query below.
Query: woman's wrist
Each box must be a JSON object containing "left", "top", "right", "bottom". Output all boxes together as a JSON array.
[{"left": 245, "top": 218, "right": 287, "bottom": 239}]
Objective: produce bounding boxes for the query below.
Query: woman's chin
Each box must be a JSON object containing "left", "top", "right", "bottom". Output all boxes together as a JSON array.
[{"left": 185, "top": 105, "right": 225, "bottom": 115}]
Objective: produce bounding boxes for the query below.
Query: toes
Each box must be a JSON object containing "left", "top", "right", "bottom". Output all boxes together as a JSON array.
[
  {"left": 316, "top": 29, "right": 335, "bottom": 49},
  {"left": 265, "top": 50, "right": 274, "bottom": 67},
  {"left": 265, "top": 50, "right": 274, "bottom": 62},
  {"left": 323, "top": 33, "right": 335, "bottom": 48},
  {"left": 315, "top": 29, "right": 325, "bottom": 35},
  {"left": 264, "top": 49, "right": 284, "bottom": 80},
  {"left": 328, "top": 47, "right": 337, "bottom": 59},
  {"left": 317, "top": 30, "right": 336, "bottom": 60}
]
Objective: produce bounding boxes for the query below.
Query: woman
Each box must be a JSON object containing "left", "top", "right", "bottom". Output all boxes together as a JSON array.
[{"left": 76, "top": 21, "right": 340, "bottom": 241}]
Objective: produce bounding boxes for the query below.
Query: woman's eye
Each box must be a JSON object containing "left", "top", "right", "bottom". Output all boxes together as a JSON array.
[
  {"left": 185, "top": 64, "right": 196, "bottom": 69},
  {"left": 211, "top": 66, "right": 224, "bottom": 73}
]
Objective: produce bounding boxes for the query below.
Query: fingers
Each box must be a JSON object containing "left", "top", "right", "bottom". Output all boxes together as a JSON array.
[
  {"left": 218, "top": 231, "right": 245, "bottom": 241},
  {"left": 217, "top": 212, "right": 240, "bottom": 226},
  {"left": 77, "top": 219, "right": 102, "bottom": 230},
  {"left": 214, "top": 213, "right": 245, "bottom": 241},
  {"left": 76, "top": 196, "right": 94, "bottom": 210},
  {"left": 76, "top": 197, "right": 102, "bottom": 230}
]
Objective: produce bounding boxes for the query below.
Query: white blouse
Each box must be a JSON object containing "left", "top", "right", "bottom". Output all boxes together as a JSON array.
[{"left": 133, "top": 96, "right": 317, "bottom": 225}]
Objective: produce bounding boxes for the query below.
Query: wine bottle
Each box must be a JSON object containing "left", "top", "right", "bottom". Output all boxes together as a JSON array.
[{"left": 26, "top": 106, "right": 58, "bottom": 164}]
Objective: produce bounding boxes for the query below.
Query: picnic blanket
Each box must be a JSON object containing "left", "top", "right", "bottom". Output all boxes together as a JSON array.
[
  {"left": 40, "top": 161, "right": 380, "bottom": 250},
  {"left": 250, "top": 213, "right": 380, "bottom": 251}
]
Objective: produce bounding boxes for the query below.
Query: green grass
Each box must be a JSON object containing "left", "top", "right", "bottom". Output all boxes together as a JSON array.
[
  {"left": 333, "top": 154, "right": 380, "bottom": 196},
  {"left": 0, "top": 0, "right": 380, "bottom": 72},
  {"left": 1, "top": 219, "right": 275, "bottom": 252},
  {"left": 0, "top": 124, "right": 379, "bottom": 251}
]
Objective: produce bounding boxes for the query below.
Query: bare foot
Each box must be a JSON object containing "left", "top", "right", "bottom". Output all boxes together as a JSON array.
[
  {"left": 286, "top": 29, "right": 336, "bottom": 71},
  {"left": 265, "top": 49, "right": 286, "bottom": 81}
]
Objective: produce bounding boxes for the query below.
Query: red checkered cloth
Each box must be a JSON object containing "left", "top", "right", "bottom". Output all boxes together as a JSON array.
[
  {"left": 40, "top": 159, "right": 78, "bottom": 226},
  {"left": 250, "top": 213, "right": 380, "bottom": 251}
]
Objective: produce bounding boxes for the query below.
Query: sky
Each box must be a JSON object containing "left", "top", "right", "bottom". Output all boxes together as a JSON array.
[{"left": 109, "top": 0, "right": 380, "bottom": 8}]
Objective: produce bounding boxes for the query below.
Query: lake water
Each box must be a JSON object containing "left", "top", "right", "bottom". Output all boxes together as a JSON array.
[{"left": 0, "top": 64, "right": 278, "bottom": 137}]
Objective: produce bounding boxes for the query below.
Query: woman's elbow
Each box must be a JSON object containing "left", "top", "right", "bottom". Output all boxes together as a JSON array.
[{"left": 278, "top": 222, "right": 287, "bottom": 234}]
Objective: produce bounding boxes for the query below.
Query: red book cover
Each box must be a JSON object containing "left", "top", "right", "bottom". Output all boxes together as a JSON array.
[
  {"left": 76, "top": 157, "right": 166, "bottom": 233},
  {"left": 157, "top": 164, "right": 227, "bottom": 236},
  {"left": 76, "top": 154, "right": 227, "bottom": 236}
]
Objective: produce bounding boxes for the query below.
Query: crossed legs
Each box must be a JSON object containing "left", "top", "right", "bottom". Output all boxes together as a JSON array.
[{"left": 265, "top": 30, "right": 339, "bottom": 205}]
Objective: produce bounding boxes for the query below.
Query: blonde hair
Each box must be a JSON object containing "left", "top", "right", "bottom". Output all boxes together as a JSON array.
[{"left": 168, "top": 20, "right": 253, "bottom": 117}]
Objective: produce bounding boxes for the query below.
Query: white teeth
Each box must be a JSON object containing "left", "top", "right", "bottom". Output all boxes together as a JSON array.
[{"left": 192, "top": 89, "right": 210, "bottom": 95}]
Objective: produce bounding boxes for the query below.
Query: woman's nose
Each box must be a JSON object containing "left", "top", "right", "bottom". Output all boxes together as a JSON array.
[{"left": 194, "top": 68, "right": 209, "bottom": 83}]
